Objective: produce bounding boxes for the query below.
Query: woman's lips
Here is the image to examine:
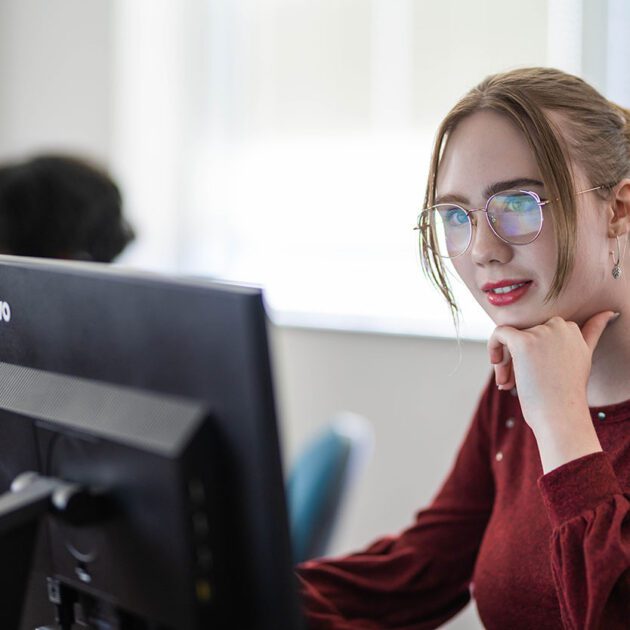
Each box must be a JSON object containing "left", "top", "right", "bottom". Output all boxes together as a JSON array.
[{"left": 482, "top": 280, "right": 533, "bottom": 307}]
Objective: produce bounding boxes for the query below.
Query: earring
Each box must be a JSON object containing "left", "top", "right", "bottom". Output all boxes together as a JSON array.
[{"left": 612, "top": 235, "right": 622, "bottom": 279}]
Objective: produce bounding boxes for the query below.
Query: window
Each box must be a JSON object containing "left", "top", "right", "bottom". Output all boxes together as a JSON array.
[{"left": 113, "top": 0, "right": 627, "bottom": 340}]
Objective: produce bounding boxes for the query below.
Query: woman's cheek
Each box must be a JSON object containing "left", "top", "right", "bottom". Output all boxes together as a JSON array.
[{"left": 452, "top": 262, "right": 478, "bottom": 299}]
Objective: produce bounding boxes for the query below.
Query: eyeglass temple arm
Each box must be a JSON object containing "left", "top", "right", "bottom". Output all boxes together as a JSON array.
[{"left": 540, "top": 184, "right": 608, "bottom": 208}]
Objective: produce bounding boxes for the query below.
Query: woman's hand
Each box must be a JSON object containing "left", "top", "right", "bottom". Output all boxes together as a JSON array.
[{"left": 487, "top": 311, "right": 617, "bottom": 471}]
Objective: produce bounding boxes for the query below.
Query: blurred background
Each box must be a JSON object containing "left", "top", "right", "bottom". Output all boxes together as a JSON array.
[{"left": 1, "top": 1, "right": 628, "bottom": 627}]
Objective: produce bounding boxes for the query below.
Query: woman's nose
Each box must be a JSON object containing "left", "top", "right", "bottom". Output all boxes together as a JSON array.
[{"left": 468, "top": 211, "right": 513, "bottom": 265}]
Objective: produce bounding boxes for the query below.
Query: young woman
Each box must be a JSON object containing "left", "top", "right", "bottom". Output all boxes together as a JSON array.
[{"left": 296, "top": 68, "right": 630, "bottom": 629}]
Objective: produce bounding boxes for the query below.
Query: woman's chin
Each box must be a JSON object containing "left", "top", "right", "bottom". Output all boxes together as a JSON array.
[{"left": 487, "top": 309, "right": 548, "bottom": 331}]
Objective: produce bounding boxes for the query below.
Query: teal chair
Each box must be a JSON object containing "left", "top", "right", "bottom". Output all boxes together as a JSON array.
[{"left": 287, "top": 412, "right": 373, "bottom": 563}]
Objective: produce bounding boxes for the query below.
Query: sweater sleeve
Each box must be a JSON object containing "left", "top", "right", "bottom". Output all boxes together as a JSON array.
[
  {"left": 296, "top": 379, "right": 497, "bottom": 630},
  {"left": 537, "top": 451, "right": 630, "bottom": 629}
]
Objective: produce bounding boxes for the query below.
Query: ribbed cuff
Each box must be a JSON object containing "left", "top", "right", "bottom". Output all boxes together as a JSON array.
[{"left": 537, "top": 451, "right": 623, "bottom": 528}]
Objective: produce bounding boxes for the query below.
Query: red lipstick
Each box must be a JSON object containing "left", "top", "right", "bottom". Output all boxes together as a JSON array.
[{"left": 482, "top": 279, "right": 533, "bottom": 307}]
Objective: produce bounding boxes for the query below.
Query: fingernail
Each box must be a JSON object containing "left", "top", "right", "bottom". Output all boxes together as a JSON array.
[{"left": 610, "top": 312, "right": 621, "bottom": 320}]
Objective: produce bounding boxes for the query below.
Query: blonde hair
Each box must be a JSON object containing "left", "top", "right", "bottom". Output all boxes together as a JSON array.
[{"left": 419, "top": 67, "right": 630, "bottom": 323}]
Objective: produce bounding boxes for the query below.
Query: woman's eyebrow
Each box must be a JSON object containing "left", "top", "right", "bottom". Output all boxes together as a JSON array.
[
  {"left": 484, "top": 177, "right": 545, "bottom": 198},
  {"left": 434, "top": 177, "right": 545, "bottom": 205}
]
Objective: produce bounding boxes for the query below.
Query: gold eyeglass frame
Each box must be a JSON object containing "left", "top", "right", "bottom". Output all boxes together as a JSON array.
[{"left": 413, "top": 185, "right": 606, "bottom": 259}]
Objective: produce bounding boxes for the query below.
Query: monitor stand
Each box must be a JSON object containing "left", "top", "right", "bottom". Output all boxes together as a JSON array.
[{"left": 0, "top": 472, "right": 116, "bottom": 630}]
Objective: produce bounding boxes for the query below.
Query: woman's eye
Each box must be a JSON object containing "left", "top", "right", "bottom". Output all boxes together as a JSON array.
[
  {"left": 445, "top": 208, "right": 468, "bottom": 226},
  {"left": 504, "top": 195, "right": 534, "bottom": 212}
]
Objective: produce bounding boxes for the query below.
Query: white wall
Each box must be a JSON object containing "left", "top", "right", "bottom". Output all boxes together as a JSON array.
[
  {"left": 272, "top": 326, "right": 489, "bottom": 551},
  {"left": 0, "top": 0, "right": 114, "bottom": 162}
]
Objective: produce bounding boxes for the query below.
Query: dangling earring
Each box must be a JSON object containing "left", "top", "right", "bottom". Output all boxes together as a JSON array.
[{"left": 612, "top": 235, "right": 623, "bottom": 279}]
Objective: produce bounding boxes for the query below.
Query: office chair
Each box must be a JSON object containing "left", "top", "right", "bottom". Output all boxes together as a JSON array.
[{"left": 287, "top": 412, "right": 373, "bottom": 563}]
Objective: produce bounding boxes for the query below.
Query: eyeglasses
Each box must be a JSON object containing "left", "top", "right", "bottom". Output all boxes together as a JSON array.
[{"left": 414, "top": 186, "right": 605, "bottom": 259}]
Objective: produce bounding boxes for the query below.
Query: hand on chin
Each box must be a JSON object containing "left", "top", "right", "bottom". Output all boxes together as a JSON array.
[{"left": 489, "top": 310, "right": 549, "bottom": 332}]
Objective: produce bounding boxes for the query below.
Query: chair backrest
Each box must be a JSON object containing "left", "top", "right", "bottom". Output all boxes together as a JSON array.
[{"left": 287, "top": 412, "right": 373, "bottom": 563}]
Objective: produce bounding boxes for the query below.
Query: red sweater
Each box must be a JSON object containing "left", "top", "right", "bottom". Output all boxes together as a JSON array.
[{"left": 296, "top": 376, "right": 630, "bottom": 629}]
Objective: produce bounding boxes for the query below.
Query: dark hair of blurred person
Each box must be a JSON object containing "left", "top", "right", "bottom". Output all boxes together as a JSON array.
[{"left": 0, "top": 154, "right": 134, "bottom": 262}]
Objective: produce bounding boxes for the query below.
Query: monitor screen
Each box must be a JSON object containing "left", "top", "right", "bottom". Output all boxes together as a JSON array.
[{"left": 0, "top": 256, "right": 303, "bottom": 629}]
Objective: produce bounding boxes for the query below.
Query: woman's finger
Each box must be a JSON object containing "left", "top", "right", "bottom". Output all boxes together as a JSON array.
[
  {"left": 581, "top": 311, "right": 618, "bottom": 354},
  {"left": 487, "top": 329, "right": 513, "bottom": 365},
  {"left": 494, "top": 350, "right": 512, "bottom": 388},
  {"left": 489, "top": 343, "right": 503, "bottom": 365},
  {"left": 488, "top": 327, "right": 518, "bottom": 388},
  {"left": 501, "top": 357, "right": 516, "bottom": 390}
]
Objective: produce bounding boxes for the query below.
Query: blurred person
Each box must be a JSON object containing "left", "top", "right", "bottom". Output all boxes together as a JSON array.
[
  {"left": 297, "top": 68, "right": 630, "bottom": 629},
  {"left": 0, "top": 154, "right": 134, "bottom": 262}
]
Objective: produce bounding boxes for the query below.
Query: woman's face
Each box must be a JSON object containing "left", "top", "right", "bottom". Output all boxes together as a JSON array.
[{"left": 435, "top": 109, "right": 614, "bottom": 330}]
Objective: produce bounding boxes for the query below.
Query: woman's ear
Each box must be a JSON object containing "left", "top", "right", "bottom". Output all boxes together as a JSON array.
[{"left": 608, "top": 178, "right": 630, "bottom": 237}]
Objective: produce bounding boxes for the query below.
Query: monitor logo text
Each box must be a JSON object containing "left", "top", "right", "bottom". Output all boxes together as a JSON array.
[{"left": 0, "top": 301, "right": 11, "bottom": 323}]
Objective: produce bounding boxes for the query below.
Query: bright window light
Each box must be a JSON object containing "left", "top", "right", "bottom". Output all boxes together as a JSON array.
[{"left": 116, "top": 0, "right": 621, "bottom": 340}]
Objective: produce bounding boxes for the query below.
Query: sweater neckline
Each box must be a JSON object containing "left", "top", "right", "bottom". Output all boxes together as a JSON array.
[
  {"left": 588, "top": 397, "right": 630, "bottom": 423},
  {"left": 506, "top": 385, "right": 630, "bottom": 423}
]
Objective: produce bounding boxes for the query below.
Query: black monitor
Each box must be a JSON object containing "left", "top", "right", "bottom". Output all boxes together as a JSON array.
[{"left": 0, "top": 256, "right": 303, "bottom": 629}]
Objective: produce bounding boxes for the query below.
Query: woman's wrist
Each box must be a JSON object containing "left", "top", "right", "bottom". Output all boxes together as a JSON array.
[{"left": 532, "top": 410, "right": 603, "bottom": 474}]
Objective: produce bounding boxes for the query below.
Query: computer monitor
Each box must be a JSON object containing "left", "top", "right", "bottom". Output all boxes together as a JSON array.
[{"left": 0, "top": 256, "right": 303, "bottom": 629}]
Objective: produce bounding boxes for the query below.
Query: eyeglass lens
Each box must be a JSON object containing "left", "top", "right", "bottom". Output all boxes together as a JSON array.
[{"left": 424, "top": 190, "right": 543, "bottom": 258}]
